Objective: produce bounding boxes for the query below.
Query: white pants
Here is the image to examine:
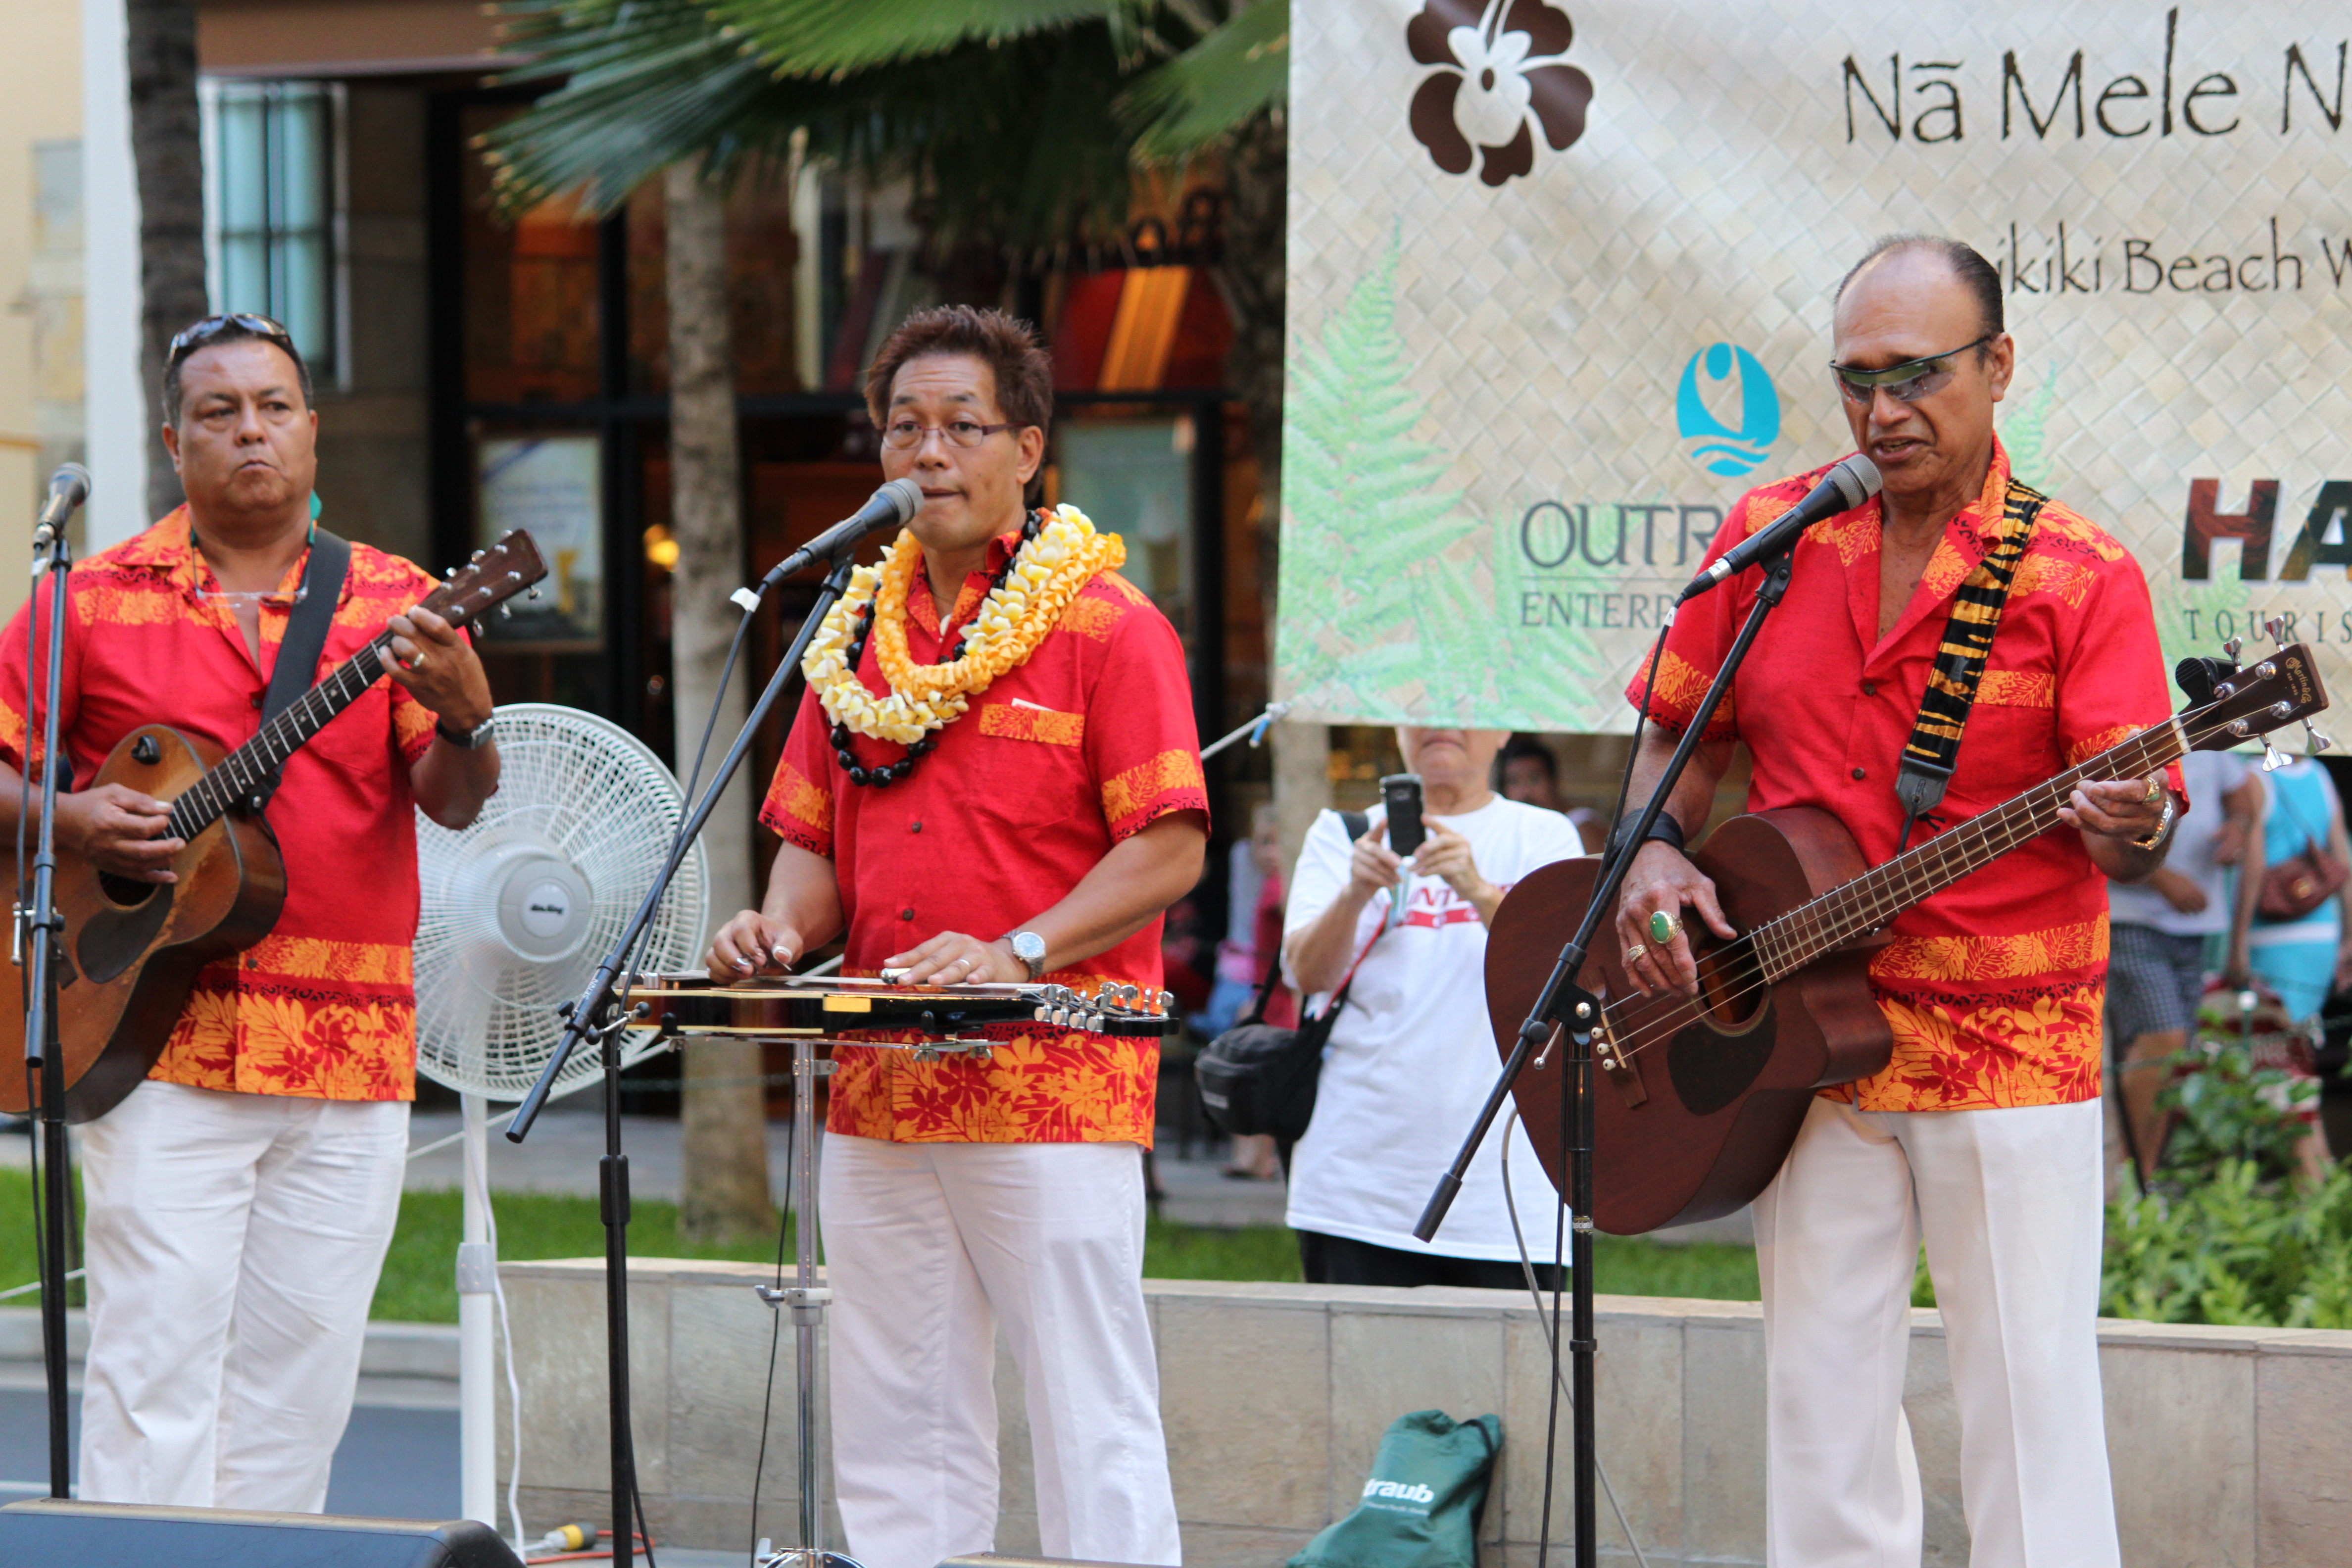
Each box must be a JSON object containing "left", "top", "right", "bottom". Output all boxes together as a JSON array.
[
  {"left": 820, "top": 1136, "right": 1181, "bottom": 1568},
  {"left": 1752, "top": 1095, "right": 2119, "bottom": 1568},
  {"left": 76, "top": 1080, "right": 409, "bottom": 1510}
]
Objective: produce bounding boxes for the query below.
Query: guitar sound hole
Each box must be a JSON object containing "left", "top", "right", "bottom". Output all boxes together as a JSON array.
[
  {"left": 98, "top": 874, "right": 158, "bottom": 909},
  {"left": 1667, "top": 935, "right": 1776, "bottom": 1118}
]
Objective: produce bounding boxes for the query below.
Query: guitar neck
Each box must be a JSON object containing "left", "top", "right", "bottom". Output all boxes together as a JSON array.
[
  {"left": 1752, "top": 719, "right": 2190, "bottom": 981},
  {"left": 165, "top": 632, "right": 395, "bottom": 840}
]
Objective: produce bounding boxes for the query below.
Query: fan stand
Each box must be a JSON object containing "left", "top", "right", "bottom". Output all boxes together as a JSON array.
[{"left": 457, "top": 1093, "right": 498, "bottom": 1528}]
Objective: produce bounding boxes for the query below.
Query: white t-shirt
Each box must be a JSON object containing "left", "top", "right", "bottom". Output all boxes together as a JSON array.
[
  {"left": 2108, "top": 748, "right": 2253, "bottom": 936},
  {"left": 1282, "top": 796, "right": 1586, "bottom": 1261}
]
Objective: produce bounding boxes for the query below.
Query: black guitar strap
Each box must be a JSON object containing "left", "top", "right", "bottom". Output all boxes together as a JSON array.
[
  {"left": 1893, "top": 480, "right": 2045, "bottom": 848},
  {"left": 250, "top": 526, "right": 351, "bottom": 808}
]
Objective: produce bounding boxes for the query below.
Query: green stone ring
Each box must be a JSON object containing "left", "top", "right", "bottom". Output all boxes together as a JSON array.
[{"left": 1648, "top": 909, "right": 1683, "bottom": 946}]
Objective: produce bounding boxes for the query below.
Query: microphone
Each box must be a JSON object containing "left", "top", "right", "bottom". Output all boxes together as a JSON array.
[
  {"left": 758, "top": 478, "right": 924, "bottom": 591},
  {"left": 1674, "top": 455, "right": 1881, "bottom": 605},
  {"left": 34, "top": 463, "right": 90, "bottom": 546}
]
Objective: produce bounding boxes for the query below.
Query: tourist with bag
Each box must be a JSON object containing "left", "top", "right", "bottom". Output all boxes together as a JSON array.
[
  {"left": 1280, "top": 728, "right": 1583, "bottom": 1288},
  {"left": 2248, "top": 756, "right": 2352, "bottom": 1024}
]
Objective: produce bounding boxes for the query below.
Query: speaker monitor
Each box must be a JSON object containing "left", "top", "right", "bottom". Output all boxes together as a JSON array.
[{"left": 0, "top": 1499, "right": 524, "bottom": 1566}]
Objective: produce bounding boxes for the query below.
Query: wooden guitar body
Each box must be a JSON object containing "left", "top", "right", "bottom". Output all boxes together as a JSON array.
[
  {"left": 0, "top": 725, "right": 285, "bottom": 1122},
  {"left": 1484, "top": 808, "right": 1891, "bottom": 1236}
]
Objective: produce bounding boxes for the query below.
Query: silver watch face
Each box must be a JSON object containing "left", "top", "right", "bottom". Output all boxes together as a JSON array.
[{"left": 1010, "top": 931, "right": 1047, "bottom": 969}]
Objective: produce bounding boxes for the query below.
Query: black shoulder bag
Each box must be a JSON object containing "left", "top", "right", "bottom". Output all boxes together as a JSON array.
[{"left": 1195, "top": 809, "right": 1368, "bottom": 1143}]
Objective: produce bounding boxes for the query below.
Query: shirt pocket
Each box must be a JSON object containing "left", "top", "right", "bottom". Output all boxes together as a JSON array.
[
  {"left": 303, "top": 679, "right": 399, "bottom": 784},
  {"left": 966, "top": 701, "right": 1088, "bottom": 833},
  {"left": 1952, "top": 665, "right": 2061, "bottom": 806}
]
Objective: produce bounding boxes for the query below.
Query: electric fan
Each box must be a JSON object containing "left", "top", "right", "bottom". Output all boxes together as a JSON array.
[{"left": 411, "top": 702, "right": 711, "bottom": 1536}]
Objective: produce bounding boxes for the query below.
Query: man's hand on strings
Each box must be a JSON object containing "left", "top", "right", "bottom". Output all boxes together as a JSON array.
[
  {"left": 55, "top": 784, "right": 183, "bottom": 883},
  {"left": 1615, "top": 841, "right": 1737, "bottom": 998},
  {"left": 886, "top": 931, "right": 1027, "bottom": 986}
]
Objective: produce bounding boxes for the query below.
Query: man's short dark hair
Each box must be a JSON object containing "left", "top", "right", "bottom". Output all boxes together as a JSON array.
[
  {"left": 865, "top": 305, "right": 1054, "bottom": 438},
  {"left": 1835, "top": 235, "right": 2004, "bottom": 346},
  {"left": 162, "top": 315, "right": 314, "bottom": 422},
  {"left": 1496, "top": 733, "right": 1559, "bottom": 783}
]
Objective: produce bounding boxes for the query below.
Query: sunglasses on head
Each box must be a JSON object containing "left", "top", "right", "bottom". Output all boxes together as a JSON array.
[
  {"left": 166, "top": 313, "right": 297, "bottom": 365},
  {"left": 1828, "top": 335, "right": 1992, "bottom": 405}
]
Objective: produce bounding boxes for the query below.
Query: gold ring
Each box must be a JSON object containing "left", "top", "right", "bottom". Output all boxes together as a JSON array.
[
  {"left": 2143, "top": 776, "right": 2162, "bottom": 804},
  {"left": 1623, "top": 942, "right": 1648, "bottom": 967},
  {"left": 1648, "top": 909, "right": 1683, "bottom": 946}
]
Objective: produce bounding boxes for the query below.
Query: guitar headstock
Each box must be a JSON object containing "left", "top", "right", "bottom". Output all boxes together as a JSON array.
[
  {"left": 2184, "top": 640, "right": 2330, "bottom": 755},
  {"left": 417, "top": 531, "right": 549, "bottom": 630}
]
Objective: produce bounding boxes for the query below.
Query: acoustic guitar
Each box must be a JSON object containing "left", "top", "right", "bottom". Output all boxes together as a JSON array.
[
  {"left": 1486, "top": 644, "right": 2329, "bottom": 1235},
  {"left": 0, "top": 531, "right": 547, "bottom": 1122}
]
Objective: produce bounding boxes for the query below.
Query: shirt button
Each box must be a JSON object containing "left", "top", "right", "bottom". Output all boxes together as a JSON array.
[
  {"left": 1861, "top": 682, "right": 1876, "bottom": 696},
  {"left": 901, "top": 908, "right": 915, "bottom": 921},
  {"left": 910, "top": 821, "right": 922, "bottom": 833},
  {"left": 1851, "top": 767, "right": 1868, "bottom": 781}
]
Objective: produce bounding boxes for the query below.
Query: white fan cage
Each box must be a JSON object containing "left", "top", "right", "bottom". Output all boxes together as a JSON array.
[{"left": 414, "top": 703, "right": 708, "bottom": 1103}]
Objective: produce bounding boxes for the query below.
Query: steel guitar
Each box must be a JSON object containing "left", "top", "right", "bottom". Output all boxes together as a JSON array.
[{"left": 626, "top": 973, "right": 1180, "bottom": 1049}]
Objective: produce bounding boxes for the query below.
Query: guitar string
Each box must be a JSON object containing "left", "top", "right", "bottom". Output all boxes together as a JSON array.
[
  {"left": 1590, "top": 720, "right": 2199, "bottom": 1071},
  {"left": 1588, "top": 722, "right": 2188, "bottom": 1068},
  {"left": 162, "top": 577, "right": 502, "bottom": 842},
  {"left": 1576, "top": 714, "right": 2228, "bottom": 1074}
]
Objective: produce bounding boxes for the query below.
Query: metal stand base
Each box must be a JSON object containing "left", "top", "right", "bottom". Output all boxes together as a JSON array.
[{"left": 752, "top": 1033, "right": 865, "bottom": 1568}]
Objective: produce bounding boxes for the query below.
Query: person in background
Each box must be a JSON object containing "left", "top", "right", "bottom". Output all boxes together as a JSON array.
[
  {"left": 1499, "top": 732, "right": 1606, "bottom": 853},
  {"left": 2105, "top": 747, "right": 2262, "bottom": 1181},
  {"left": 2246, "top": 756, "right": 2352, "bottom": 1025},
  {"left": 1190, "top": 803, "right": 1291, "bottom": 1179},
  {"left": 1282, "top": 728, "right": 1583, "bottom": 1286}
]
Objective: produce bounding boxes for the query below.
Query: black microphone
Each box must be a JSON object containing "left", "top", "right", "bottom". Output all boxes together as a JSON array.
[
  {"left": 33, "top": 463, "right": 90, "bottom": 545},
  {"left": 758, "top": 478, "right": 924, "bottom": 591},
  {"left": 1674, "top": 454, "right": 1881, "bottom": 605}
]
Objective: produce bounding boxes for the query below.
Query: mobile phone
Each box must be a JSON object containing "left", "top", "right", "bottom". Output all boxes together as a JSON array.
[{"left": 1380, "top": 773, "right": 1426, "bottom": 860}]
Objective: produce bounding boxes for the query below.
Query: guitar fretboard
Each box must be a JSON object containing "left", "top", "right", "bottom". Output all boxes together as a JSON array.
[
  {"left": 1745, "top": 717, "right": 2191, "bottom": 981},
  {"left": 162, "top": 633, "right": 396, "bottom": 842}
]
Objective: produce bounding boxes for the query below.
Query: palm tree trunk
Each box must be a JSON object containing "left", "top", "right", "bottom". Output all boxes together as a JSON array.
[
  {"left": 127, "top": 0, "right": 207, "bottom": 524},
  {"left": 667, "top": 159, "right": 775, "bottom": 1246},
  {"left": 1215, "top": 112, "right": 1327, "bottom": 871}
]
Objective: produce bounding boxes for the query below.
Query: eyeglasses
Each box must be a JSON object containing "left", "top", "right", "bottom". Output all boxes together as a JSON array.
[
  {"left": 880, "top": 417, "right": 1020, "bottom": 450},
  {"left": 166, "top": 312, "right": 297, "bottom": 366},
  {"left": 1829, "top": 335, "right": 1993, "bottom": 405}
]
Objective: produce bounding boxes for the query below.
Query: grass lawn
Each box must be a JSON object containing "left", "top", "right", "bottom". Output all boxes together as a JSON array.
[{"left": 0, "top": 1170, "right": 1761, "bottom": 1326}]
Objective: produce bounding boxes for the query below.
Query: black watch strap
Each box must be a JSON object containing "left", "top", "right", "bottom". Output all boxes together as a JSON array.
[{"left": 436, "top": 716, "right": 495, "bottom": 750}]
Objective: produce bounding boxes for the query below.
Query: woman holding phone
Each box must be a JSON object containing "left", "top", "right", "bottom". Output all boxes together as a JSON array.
[{"left": 1280, "top": 727, "right": 1586, "bottom": 1287}]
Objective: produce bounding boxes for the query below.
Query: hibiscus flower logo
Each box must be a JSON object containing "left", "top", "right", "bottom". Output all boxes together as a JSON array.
[{"left": 1406, "top": 0, "right": 1594, "bottom": 187}]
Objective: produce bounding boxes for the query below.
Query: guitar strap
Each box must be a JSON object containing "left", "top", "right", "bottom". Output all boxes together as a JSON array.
[
  {"left": 1893, "top": 479, "right": 2046, "bottom": 848},
  {"left": 250, "top": 526, "right": 351, "bottom": 808}
]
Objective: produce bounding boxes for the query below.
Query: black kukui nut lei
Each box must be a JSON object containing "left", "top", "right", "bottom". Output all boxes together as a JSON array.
[{"left": 833, "top": 510, "right": 1044, "bottom": 790}]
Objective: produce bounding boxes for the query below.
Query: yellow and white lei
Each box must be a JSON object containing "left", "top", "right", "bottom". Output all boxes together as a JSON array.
[{"left": 803, "top": 504, "right": 1126, "bottom": 747}]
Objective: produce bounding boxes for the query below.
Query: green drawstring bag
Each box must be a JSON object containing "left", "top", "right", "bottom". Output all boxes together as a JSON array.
[{"left": 1289, "top": 1410, "right": 1503, "bottom": 1568}]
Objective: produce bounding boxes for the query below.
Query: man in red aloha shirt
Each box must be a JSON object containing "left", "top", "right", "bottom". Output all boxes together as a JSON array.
[
  {"left": 0, "top": 315, "right": 499, "bottom": 1508},
  {"left": 1615, "top": 239, "right": 2178, "bottom": 1568},
  {"left": 708, "top": 306, "right": 1207, "bottom": 1568}
]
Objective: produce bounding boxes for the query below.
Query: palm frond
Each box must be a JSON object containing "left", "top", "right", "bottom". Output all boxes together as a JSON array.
[
  {"left": 707, "top": 0, "right": 1142, "bottom": 77},
  {"left": 1122, "top": 0, "right": 1287, "bottom": 159}
]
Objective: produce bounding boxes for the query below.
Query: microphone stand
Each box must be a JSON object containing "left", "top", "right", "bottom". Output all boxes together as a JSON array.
[
  {"left": 1411, "top": 542, "right": 1799, "bottom": 1568},
  {"left": 504, "top": 545, "right": 861, "bottom": 1565},
  {"left": 21, "top": 513, "right": 75, "bottom": 1498}
]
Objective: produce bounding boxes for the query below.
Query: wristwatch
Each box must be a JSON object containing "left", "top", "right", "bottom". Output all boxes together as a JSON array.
[
  {"left": 436, "top": 715, "right": 497, "bottom": 750},
  {"left": 1003, "top": 930, "right": 1048, "bottom": 981},
  {"left": 2132, "top": 794, "right": 2178, "bottom": 851}
]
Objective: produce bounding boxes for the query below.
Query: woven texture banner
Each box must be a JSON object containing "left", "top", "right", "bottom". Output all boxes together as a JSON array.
[{"left": 1278, "top": 0, "right": 2352, "bottom": 732}]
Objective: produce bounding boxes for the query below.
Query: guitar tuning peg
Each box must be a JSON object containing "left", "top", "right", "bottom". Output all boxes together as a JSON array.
[
  {"left": 2222, "top": 636, "right": 2244, "bottom": 662},
  {"left": 2266, "top": 617, "right": 2290, "bottom": 649},
  {"left": 2306, "top": 724, "right": 2334, "bottom": 755},
  {"left": 444, "top": 566, "right": 457, "bottom": 579},
  {"left": 2263, "top": 740, "right": 2293, "bottom": 772},
  {"left": 499, "top": 603, "right": 513, "bottom": 619},
  {"left": 528, "top": 586, "right": 542, "bottom": 600},
  {"left": 470, "top": 549, "right": 485, "bottom": 562}
]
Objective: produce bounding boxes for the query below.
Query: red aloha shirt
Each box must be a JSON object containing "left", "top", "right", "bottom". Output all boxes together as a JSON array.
[
  {"left": 761, "top": 525, "right": 1209, "bottom": 1145},
  {"left": 0, "top": 509, "right": 440, "bottom": 1100},
  {"left": 1628, "top": 439, "right": 2178, "bottom": 1112}
]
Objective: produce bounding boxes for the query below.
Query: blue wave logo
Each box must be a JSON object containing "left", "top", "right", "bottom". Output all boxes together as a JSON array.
[{"left": 1675, "top": 344, "right": 1780, "bottom": 477}]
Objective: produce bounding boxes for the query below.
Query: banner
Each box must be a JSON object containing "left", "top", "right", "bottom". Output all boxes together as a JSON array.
[{"left": 1277, "top": 1, "right": 2352, "bottom": 733}]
